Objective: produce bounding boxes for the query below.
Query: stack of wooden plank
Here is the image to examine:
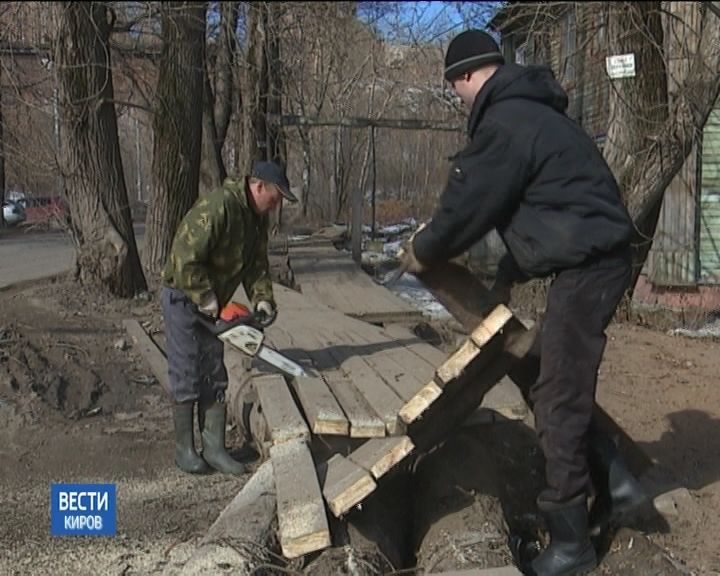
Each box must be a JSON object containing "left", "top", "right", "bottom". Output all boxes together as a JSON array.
[{"left": 239, "top": 282, "right": 536, "bottom": 559}]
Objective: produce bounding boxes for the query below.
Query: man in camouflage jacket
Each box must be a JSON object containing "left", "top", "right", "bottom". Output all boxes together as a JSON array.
[{"left": 161, "top": 160, "right": 297, "bottom": 475}]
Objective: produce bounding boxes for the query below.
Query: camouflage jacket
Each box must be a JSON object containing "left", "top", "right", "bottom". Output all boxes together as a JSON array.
[{"left": 161, "top": 177, "right": 274, "bottom": 310}]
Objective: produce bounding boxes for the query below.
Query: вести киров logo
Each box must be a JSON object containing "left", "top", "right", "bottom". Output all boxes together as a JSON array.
[{"left": 50, "top": 483, "right": 116, "bottom": 536}]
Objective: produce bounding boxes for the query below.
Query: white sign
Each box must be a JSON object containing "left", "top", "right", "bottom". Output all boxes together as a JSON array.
[{"left": 606, "top": 53, "right": 636, "bottom": 79}]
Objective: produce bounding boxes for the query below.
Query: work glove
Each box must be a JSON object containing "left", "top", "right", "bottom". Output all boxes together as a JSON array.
[
  {"left": 198, "top": 291, "right": 220, "bottom": 319},
  {"left": 254, "top": 300, "right": 277, "bottom": 328},
  {"left": 397, "top": 221, "right": 430, "bottom": 275},
  {"left": 488, "top": 275, "right": 513, "bottom": 307},
  {"left": 397, "top": 241, "right": 427, "bottom": 275},
  {"left": 489, "top": 253, "right": 530, "bottom": 307}
]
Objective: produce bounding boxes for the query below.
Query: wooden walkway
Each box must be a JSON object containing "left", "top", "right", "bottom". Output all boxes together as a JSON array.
[
  {"left": 288, "top": 244, "right": 426, "bottom": 324},
  {"left": 221, "top": 243, "right": 533, "bottom": 559},
  {"left": 126, "top": 241, "right": 531, "bottom": 562}
]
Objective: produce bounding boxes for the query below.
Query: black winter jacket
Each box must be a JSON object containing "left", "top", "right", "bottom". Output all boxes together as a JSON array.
[{"left": 413, "top": 63, "right": 634, "bottom": 279}]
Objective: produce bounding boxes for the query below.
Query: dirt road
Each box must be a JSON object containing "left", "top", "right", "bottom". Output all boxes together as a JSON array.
[
  {"left": 1, "top": 234, "right": 719, "bottom": 575},
  {"left": 0, "top": 225, "right": 144, "bottom": 289}
]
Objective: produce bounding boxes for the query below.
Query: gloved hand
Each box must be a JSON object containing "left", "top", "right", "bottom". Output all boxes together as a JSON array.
[
  {"left": 254, "top": 300, "right": 277, "bottom": 328},
  {"left": 397, "top": 221, "right": 430, "bottom": 275},
  {"left": 488, "top": 275, "right": 513, "bottom": 306},
  {"left": 198, "top": 291, "right": 219, "bottom": 319},
  {"left": 397, "top": 241, "right": 427, "bottom": 275}
]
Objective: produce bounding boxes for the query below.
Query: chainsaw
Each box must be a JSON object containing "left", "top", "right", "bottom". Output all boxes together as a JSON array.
[{"left": 196, "top": 302, "right": 309, "bottom": 379}]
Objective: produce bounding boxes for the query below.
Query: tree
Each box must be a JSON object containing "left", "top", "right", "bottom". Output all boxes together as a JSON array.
[
  {"left": 53, "top": 2, "right": 147, "bottom": 297},
  {"left": 494, "top": 2, "right": 720, "bottom": 292},
  {"left": 199, "top": 1, "right": 239, "bottom": 195},
  {"left": 0, "top": 58, "right": 5, "bottom": 225},
  {"left": 144, "top": 1, "right": 206, "bottom": 274},
  {"left": 238, "top": 2, "right": 269, "bottom": 176},
  {"left": 602, "top": 2, "right": 668, "bottom": 286}
]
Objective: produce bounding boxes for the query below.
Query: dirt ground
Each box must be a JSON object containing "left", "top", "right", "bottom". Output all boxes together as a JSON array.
[{"left": 1, "top": 270, "right": 719, "bottom": 575}]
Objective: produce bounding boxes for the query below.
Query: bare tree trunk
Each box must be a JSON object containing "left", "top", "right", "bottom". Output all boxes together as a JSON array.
[
  {"left": 53, "top": 2, "right": 147, "bottom": 297},
  {"left": 239, "top": 2, "right": 267, "bottom": 177},
  {"left": 266, "top": 2, "right": 286, "bottom": 230},
  {"left": 199, "top": 1, "right": 238, "bottom": 195},
  {"left": 300, "top": 131, "right": 311, "bottom": 217},
  {"left": 603, "top": 2, "right": 668, "bottom": 287},
  {"left": 199, "top": 61, "right": 226, "bottom": 196},
  {"left": 213, "top": 1, "right": 238, "bottom": 147},
  {"left": 266, "top": 2, "right": 285, "bottom": 165},
  {"left": 611, "top": 4, "right": 720, "bottom": 290},
  {"left": 145, "top": 1, "right": 206, "bottom": 274},
  {"left": 0, "top": 60, "right": 5, "bottom": 226}
]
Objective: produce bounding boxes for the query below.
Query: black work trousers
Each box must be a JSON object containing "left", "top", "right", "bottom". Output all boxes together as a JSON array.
[
  {"left": 524, "top": 249, "right": 632, "bottom": 505},
  {"left": 162, "top": 287, "right": 229, "bottom": 405}
]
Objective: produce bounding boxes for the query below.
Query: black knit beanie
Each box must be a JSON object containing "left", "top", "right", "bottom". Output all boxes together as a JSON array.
[{"left": 444, "top": 29, "right": 505, "bottom": 82}]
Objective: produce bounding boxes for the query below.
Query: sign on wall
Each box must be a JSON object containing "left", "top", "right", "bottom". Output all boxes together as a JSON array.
[{"left": 606, "top": 54, "right": 636, "bottom": 79}]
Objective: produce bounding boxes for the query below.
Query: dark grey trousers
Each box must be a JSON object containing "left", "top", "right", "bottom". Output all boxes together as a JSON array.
[
  {"left": 524, "top": 248, "right": 632, "bottom": 505},
  {"left": 161, "top": 287, "right": 228, "bottom": 404}
]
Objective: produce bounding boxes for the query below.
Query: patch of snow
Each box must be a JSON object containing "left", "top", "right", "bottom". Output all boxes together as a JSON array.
[
  {"left": 383, "top": 272, "right": 453, "bottom": 321},
  {"left": 378, "top": 223, "right": 413, "bottom": 236},
  {"left": 361, "top": 251, "right": 393, "bottom": 267},
  {"left": 383, "top": 240, "right": 403, "bottom": 257},
  {"left": 667, "top": 318, "right": 720, "bottom": 339}
]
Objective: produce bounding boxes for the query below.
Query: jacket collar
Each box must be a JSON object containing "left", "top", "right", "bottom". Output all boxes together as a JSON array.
[
  {"left": 222, "top": 176, "right": 252, "bottom": 208},
  {"left": 466, "top": 70, "right": 503, "bottom": 137}
]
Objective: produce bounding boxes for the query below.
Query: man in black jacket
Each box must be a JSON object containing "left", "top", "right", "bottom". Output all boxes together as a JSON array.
[{"left": 401, "top": 30, "right": 648, "bottom": 576}]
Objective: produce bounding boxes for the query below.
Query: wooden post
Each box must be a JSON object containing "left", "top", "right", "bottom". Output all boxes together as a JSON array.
[
  {"left": 371, "top": 125, "right": 376, "bottom": 240},
  {"left": 351, "top": 169, "right": 363, "bottom": 264}
]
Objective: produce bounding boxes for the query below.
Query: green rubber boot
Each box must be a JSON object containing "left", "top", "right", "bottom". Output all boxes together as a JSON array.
[
  {"left": 173, "top": 403, "right": 210, "bottom": 474},
  {"left": 199, "top": 399, "right": 245, "bottom": 475}
]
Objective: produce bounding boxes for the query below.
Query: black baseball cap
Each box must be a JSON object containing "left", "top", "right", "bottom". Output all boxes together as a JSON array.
[{"left": 251, "top": 160, "right": 297, "bottom": 203}]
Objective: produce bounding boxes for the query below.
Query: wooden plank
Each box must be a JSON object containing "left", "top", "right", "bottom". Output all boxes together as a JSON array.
[
  {"left": 321, "top": 453, "right": 377, "bottom": 518},
  {"left": 398, "top": 381, "right": 443, "bottom": 425},
  {"left": 335, "top": 355, "right": 405, "bottom": 435},
  {"left": 122, "top": 319, "right": 171, "bottom": 397},
  {"left": 436, "top": 306, "right": 513, "bottom": 385},
  {"left": 323, "top": 371, "right": 386, "bottom": 438},
  {"left": 435, "top": 339, "right": 482, "bottom": 385},
  {"left": 360, "top": 353, "right": 426, "bottom": 403},
  {"left": 254, "top": 374, "right": 310, "bottom": 445},
  {"left": 426, "top": 567, "right": 522, "bottom": 576},
  {"left": 348, "top": 436, "right": 415, "bottom": 480},
  {"left": 469, "top": 306, "right": 514, "bottom": 348},
  {"left": 414, "top": 262, "right": 654, "bottom": 476},
  {"left": 348, "top": 310, "right": 425, "bottom": 324},
  {"left": 270, "top": 440, "right": 332, "bottom": 558},
  {"left": 381, "top": 323, "right": 449, "bottom": 367},
  {"left": 289, "top": 244, "right": 422, "bottom": 319},
  {"left": 291, "top": 375, "right": 349, "bottom": 436}
]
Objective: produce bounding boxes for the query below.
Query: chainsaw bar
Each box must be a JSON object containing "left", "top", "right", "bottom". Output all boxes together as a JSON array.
[{"left": 256, "top": 346, "right": 308, "bottom": 378}]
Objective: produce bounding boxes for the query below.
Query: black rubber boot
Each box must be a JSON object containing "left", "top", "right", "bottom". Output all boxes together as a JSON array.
[
  {"left": 199, "top": 399, "right": 245, "bottom": 475},
  {"left": 587, "top": 431, "right": 650, "bottom": 532},
  {"left": 173, "top": 403, "right": 210, "bottom": 474},
  {"left": 529, "top": 495, "right": 598, "bottom": 576}
]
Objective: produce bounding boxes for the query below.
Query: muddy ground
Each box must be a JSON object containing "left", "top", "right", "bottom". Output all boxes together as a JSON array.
[{"left": 0, "top": 268, "right": 719, "bottom": 575}]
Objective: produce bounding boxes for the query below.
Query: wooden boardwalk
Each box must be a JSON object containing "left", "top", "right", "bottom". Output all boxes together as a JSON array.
[
  {"left": 221, "top": 243, "right": 533, "bottom": 559},
  {"left": 288, "top": 244, "right": 426, "bottom": 324},
  {"left": 126, "top": 241, "right": 532, "bottom": 561}
]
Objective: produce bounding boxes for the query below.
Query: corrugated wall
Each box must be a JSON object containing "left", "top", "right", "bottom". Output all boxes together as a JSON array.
[
  {"left": 647, "top": 145, "right": 698, "bottom": 285},
  {"left": 646, "top": 1, "right": 702, "bottom": 285},
  {"left": 700, "top": 106, "right": 720, "bottom": 284}
]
